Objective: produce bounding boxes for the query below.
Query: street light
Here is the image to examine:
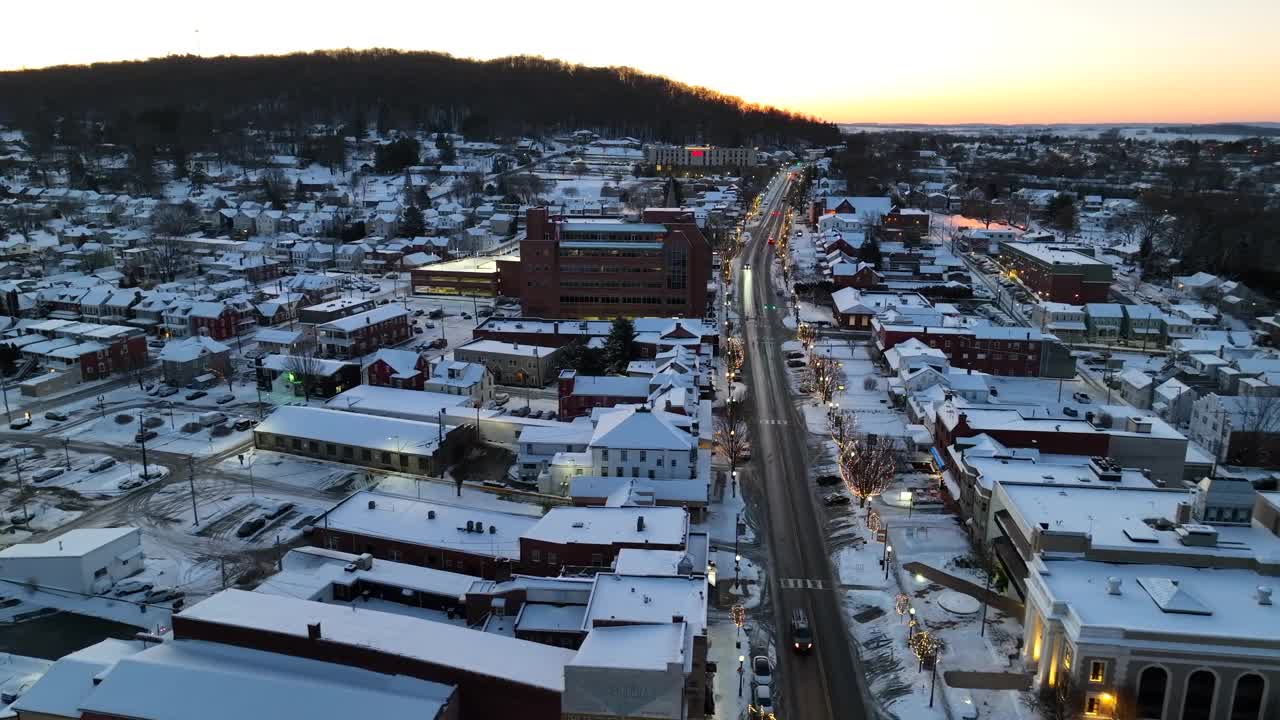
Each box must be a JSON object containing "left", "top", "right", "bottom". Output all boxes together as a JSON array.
[
  {"left": 901, "top": 490, "right": 914, "bottom": 519},
  {"left": 738, "top": 655, "right": 746, "bottom": 697}
]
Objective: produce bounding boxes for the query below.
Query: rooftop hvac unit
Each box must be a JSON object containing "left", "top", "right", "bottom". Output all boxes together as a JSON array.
[{"left": 427, "top": 510, "right": 436, "bottom": 520}]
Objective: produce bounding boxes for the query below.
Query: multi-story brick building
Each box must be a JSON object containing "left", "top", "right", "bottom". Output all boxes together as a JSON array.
[
  {"left": 409, "top": 255, "right": 522, "bottom": 298},
  {"left": 519, "top": 208, "right": 712, "bottom": 319},
  {"left": 874, "top": 321, "right": 1076, "bottom": 378},
  {"left": 557, "top": 370, "right": 652, "bottom": 419},
  {"left": 315, "top": 305, "right": 410, "bottom": 358},
  {"left": 999, "top": 242, "right": 1113, "bottom": 303},
  {"left": 364, "top": 348, "right": 430, "bottom": 390}
]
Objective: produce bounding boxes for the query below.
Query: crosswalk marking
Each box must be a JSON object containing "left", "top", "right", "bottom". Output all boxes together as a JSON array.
[
  {"left": 779, "top": 578, "right": 826, "bottom": 590},
  {"left": 757, "top": 419, "right": 789, "bottom": 426}
]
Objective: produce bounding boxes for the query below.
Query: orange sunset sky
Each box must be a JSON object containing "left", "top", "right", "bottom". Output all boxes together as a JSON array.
[{"left": 5, "top": 0, "right": 1278, "bottom": 124}]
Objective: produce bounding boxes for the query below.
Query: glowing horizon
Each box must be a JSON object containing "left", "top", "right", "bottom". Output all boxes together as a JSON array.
[{"left": 6, "top": 0, "right": 1278, "bottom": 125}]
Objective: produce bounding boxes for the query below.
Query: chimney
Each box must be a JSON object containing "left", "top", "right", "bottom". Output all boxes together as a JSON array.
[
  {"left": 307, "top": 622, "right": 322, "bottom": 640},
  {"left": 466, "top": 520, "right": 475, "bottom": 532},
  {"left": 1257, "top": 586, "right": 1273, "bottom": 606},
  {"left": 427, "top": 509, "right": 436, "bottom": 520},
  {"left": 367, "top": 499, "right": 376, "bottom": 510},
  {"left": 1106, "top": 577, "right": 1122, "bottom": 596},
  {"left": 637, "top": 515, "right": 646, "bottom": 532},
  {"left": 356, "top": 553, "right": 373, "bottom": 570}
]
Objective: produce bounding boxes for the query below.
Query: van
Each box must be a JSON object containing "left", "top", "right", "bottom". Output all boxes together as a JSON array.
[
  {"left": 790, "top": 608, "right": 814, "bottom": 653},
  {"left": 198, "top": 411, "right": 227, "bottom": 428}
]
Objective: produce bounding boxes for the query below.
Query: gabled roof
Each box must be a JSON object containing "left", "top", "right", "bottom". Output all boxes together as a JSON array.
[{"left": 590, "top": 406, "right": 693, "bottom": 451}]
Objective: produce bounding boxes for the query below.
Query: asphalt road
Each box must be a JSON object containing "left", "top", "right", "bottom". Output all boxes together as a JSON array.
[{"left": 736, "top": 172, "right": 871, "bottom": 720}]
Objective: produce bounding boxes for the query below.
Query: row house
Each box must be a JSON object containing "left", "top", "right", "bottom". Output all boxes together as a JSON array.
[
  {"left": 364, "top": 348, "right": 431, "bottom": 390},
  {"left": 335, "top": 242, "right": 370, "bottom": 272},
  {"left": 291, "top": 241, "right": 335, "bottom": 270},
  {"left": 315, "top": 305, "right": 410, "bottom": 359},
  {"left": 874, "top": 321, "right": 1076, "bottom": 378}
]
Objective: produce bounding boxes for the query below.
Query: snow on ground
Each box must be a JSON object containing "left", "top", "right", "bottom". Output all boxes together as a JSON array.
[
  {"left": 57, "top": 409, "right": 254, "bottom": 459},
  {"left": 804, "top": 342, "right": 907, "bottom": 441}
]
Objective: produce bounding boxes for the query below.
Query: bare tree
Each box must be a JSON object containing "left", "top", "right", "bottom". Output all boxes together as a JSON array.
[
  {"left": 1021, "top": 674, "right": 1083, "bottom": 720},
  {"left": 809, "top": 354, "right": 841, "bottom": 404},
  {"left": 282, "top": 340, "right": 323, "bottom": 402},
  {"left": 723, "top": 338, "right": 745, "bottom": 383},
  {"left": 1225, "top": 394, "right": 1280, "bottom": 466},
  {"left": 839, "top": 435, "right": 895, "bottom": 514},
  {"left": 714, "top": 413, "right": 751, "bottom": 478}
]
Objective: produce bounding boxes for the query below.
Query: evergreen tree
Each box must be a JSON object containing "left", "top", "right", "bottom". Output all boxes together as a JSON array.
[
  {"left": 294, "top": 179, "right": 306, "bottom": 202},
  {"left": 858, "top": 237, "right": 883, "bottom": 269},
  {"left": 400, "top": 204, "right": 425, "bottom": 238},
  {"left": 603, "top": 318, "right": 636, "bottom": 372}
]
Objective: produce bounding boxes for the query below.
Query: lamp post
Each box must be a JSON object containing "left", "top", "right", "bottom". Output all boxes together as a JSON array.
[
  {"left": 883, "top": 542, "right": 893, "bottom": 580},
  {"left": 902, "top": 490, "right": 915, "bottom": 519},
  {"left": 738, "top": 655, "right": 746, "bottom": 697},
  {"left": 734, "top": 553, "right": 741, "bottom": 590}
]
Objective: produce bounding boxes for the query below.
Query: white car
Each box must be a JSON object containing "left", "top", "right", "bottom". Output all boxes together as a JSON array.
[
  {"left": 750, "top": 684, "right": 773, "bottom": 716},
  {"left": 751, "top": 655, "right": 773, "bottom": 687}
]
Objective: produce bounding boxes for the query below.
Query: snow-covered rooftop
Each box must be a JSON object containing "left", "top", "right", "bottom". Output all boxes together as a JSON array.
[
  {"left": 79, "top": 639, "right": 455, "bottom": 720},
  {"left": 523, "top": 506, "right": 687, "bottom": 549},
  {"left": 0, "top": 527, "right": 136, "bottom": 559},
  {"left": 323, "top": 490, "right": 540, "bottom": 560},
  {"left": 569, "top": 622, "right": 688, "bottom": 672},
  {"left": 582, "top": 573, "right": 707, "bottom": 637},
  {"left": 175, "top": 589, "right": 576, "bottom": 692},
  {"left": 255, "top": 406, "right": 449, "bottom": 457}
]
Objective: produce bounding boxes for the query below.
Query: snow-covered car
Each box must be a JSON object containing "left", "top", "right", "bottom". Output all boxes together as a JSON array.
[
  {"left": 215, "top": 394, "right": 235, "bottom": 405},
  {"left": 823, "top": 493, "right": 850, "bottom": 506},
  {"left": 750, "top": 684, "right": 773, "bottom": 716},
  {"left": 32, "top": 468, "right": 64, "bottom": 483},
  {"left": 185, "top": 390, "right": 208, "bottom": 401},
  {"left": 8, "top": 417, "right": 31, "bottom": 430},
  {"left": 112, "top": 580, "right": 153, "bottom": 597},
  {"left": 143, "top": 588, "right": 184, "bottom": 604},
  {"left": 158, "top": 386, "right": 179, "bottom": 397},
  {"left": 44, "top": 411, "right": 69, "bottom": 422},
  {"left": 88, "top": 457, "right": 117, "bottom": 473}
]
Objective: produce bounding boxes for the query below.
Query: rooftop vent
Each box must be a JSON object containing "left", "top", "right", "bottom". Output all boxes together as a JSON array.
[
  {"left": 466, "top": 520, "right": 475, "bottom": 532},
  {"left": 1106, "top": 577, "right": 1123, "bottom": 596},
  {"left": 637, "top": 516, "right": 646, "bottom": 532},
  {"left": 307, "top": 622, "right": 322, "bottom": 640},
  {"left": 1258, "top": 586, "right": 1273, "bottom": 606},
  {"left": 1176, "top": 523, "right": 1219, "bottom": 547},
  {"left": 572, "top": 521, "right": 585, "bottom": 529},
  {"left": 367, "top": 499, "right": 376, "bottom": 510},
  {"left": 489, "top": 524, "right": 496, "bottom": 534},
  {"left": 427, "top": 510, "right": 436, "bottom": 520}
]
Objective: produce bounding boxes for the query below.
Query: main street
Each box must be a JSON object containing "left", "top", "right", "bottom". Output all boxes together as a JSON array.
[{"left": 735, "top": 172, "right": 871, "bottom": 719}]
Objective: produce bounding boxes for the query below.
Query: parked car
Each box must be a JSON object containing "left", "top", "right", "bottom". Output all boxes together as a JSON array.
[
  {"left": 143, "top": 588, "right": 184, "bottom": 604},
  {"left": 478, "top": 309, "right": 494, "bottom": 318},
  {"left": 134, "top": 430, "right": 158, "bottom": 443},
  {"left": 493, "top": 393, "right": 510, "bottom": 406},
  {"left": 88, "top": 457, "right": 117, "bottom": 473},
  {"left": 185, "top": 390, "right": 208, "bottom": 401},
  {"left": 237, "top": 517, "right": 267, "bottom": 538},
  {"left": 112, "top": 580, "right": 153, "bottom": 597},
  {"left": 158, "top": 386, "right": 179, "bottom": 397},
  {"left": 414, "top": 327, "right": 424, "bottom": 334},
  {"left": 118, "top": 477, "right": 146, "bottom": 491},
  {"left": 785, "top": 359, "right": 806, "bottom": 368},
  {"left": 815, "top": 474, "right": 841, "bottom": 486},
  {"left": 751, "top": 684, "right": 774, "bottom": 716},
  {"left": 751, "top": 656, "right": 773, "bottom": 687},
  {"left": 786, "top": 351, "right": 805, "bottom": 360},
  {"left": 233, "top": 419, "right": 257, "bottom": 432},
  {"left": 413, "top": 309, "right": 425, "bottom": 317},
  {"left": 215, "top": 394, "right": 235, "bottom": 405},
  {"left": 43, "top": 411, "right": 69, "bottom": 422},
  {"left": 823, "top": 493, "right": 850, "bottom": 506},
  {"left": 198, "top": 412, "right": 227, "bottom": 427},
  {"left": 428, "top": 308, "right": 444, "bottom": 319},
  {"left": 428, "top": 338, "right": 447, "bottom": 349},
  {"left": 1072, "top": 392, "right": 1092, "bottom": 404},
  {"left": 424, "top": 321, "right": 436, "bottom": 329},
  {"left": 32, "top": 468, "right": 64, "bottom": 483},
  {"left": 8, "top": 417, "right": 31, "bottom": 430},
  {"left": 510, "top": 406, "right": 531, "bottom": 417},
  {"left": 461, "top": 312, "right": 472, "bottom": 319},
  {"left": 264, "top": 502, "right": 295, "bottom": 520}
]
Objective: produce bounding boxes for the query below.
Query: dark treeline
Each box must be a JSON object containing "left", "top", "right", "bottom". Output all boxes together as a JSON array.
[{"left": 0, "top": 50, "right": 838, "bottom": 148}]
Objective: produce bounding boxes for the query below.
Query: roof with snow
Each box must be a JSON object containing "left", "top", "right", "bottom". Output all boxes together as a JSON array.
[
  {"left": 523, "top": 506, "right": 688, "bottom": 549},
  {"left": 568, "top": 622, "right": 688, "bottom": 673},
  {"left": 321, "top": 490, "right": 538, "bottom": 560},
  {"left": 175, "top": 589, "right": 575, "bottom": 692},
  {"left": 317, "top": 304, "right": 407, "bottom": 332},
  {"left": 78, "top": 639, "right": 455, "bottom": 720},
  {"left": 582, "top": 573, "right": 707, "bottom": 636},
  {"left": 158, "top": 336, "right": 231, "bottom": 362},
  {"left": 255, "top": 405, "right": 450, "bottom": 456},
  {"left": 11, "top": 639, "right": 143, "bottom": 717},
  {"left": 0, "top": 527, "right": 137, "bottom": 559},
  {"left": 325, "top": 385, "right": 471, "bottom": 419},
  {"left": 589, "top": 406, "right": 694, "bottom": 450}
]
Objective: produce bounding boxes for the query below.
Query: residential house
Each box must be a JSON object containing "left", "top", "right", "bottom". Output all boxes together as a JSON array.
[
  {"left": 364, "top": 348, "right": 430, "bottom": 390},
  {"left": 424, "top": 360, "right": 493, "bottom": 404},
  {"left": 158, "top": 336, "right": 232, "bottom": 387}
]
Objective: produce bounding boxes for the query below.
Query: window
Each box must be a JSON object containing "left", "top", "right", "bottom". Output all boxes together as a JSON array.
[
  {"left": 1183, "top": 670, "right": 1216, "bottom": 720},
  {"left": 1230, "top": 673, "right": 1264, "bottom": 720},
  {"left": 400, "top": 455, "right": 409, "bottom": 468},
  {"left": 649, "top": 470, "right": 655, "bottom": 479},
  {"left": 1089, "top": 661, "right": 1106, "bottom": 683},
  {"left": 616, "top": 467, "right": 623, "bottom": 476},
  {"left": 93, "top": 567, "right": 108, "bottom": 578},
  {"left": 418, "top": 458, "right": 429, "bottom": 471},
  {"left": 362, "top": 448, "right": 372, "bottom": 461},
  {"left": 389, "top": 549, "right": 402, "bottom": 562},
  {"left": 381, "top": 452, "right": 391, "bottom": 464},
  {"left": 547, "top": 552, "right": 557, "bottom": 565},
  {"left": 601, "top": 449, "right": 609, "bottom": 461},
  {"left": 1085, "top": 695, "right": 1101, "bottom": 715},
  {"left": 1062, "top": 644, "right": 1073, "bottom": 670},
  {"left": 591, "top": 553, "right": 604, "bottom": 566},
  {"left": 531, "top": 549, "right": 541, "bottom": 563},
  {"left": 632, "top": 467, "right": 639, "bottom": 477},
  {"left": 308, "top": 441, "right": 319, "bottom": 453},
  {"left": 326, "top": 443, "right": 336, "bottom": 456},
  {"left": 326, "top": 534, "right": 341, "bottom": 550},
  {"left": 640, "top": 450, "right": 647, "bottom": 462},
  {"left": 621, "top": 450, "right": 628, "bottom": 461},
  {"left": 291, "top": 438, "right": 301, "bottom": 449}
]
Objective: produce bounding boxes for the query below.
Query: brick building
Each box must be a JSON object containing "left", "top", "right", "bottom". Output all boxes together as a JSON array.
[
  {"left": 874, "top": 321, "right": 1075, "bottom": 378},
  {"left": 519, "top": 207, "right": 712, "bottom": 319},
  {"left": 409, "top": 255, "right": 521, "bottom": 298},
  {"left": 364, "top": 348, "right": 430, "bottom": 390},
  {"left": 473, "top": 317, "right": 718, "bottom": 359},
  {"left": 558, "top": 370, "right": 652, "bottom": 419},
  {"left": 189, "top": 301, "right": 242, "bottom": 341},
  {"left": 316, "top": 305, "right": 410, "bottom": 359},
  {"left": 998, "top": 242, "right": 1113, "bottom": 303},
  {"left": 518, "top": 506, "right": 689, "bottom": 576}
]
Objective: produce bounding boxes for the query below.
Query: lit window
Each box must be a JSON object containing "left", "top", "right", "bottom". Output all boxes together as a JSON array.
[{"left": 1089, "top": 661, "right": 1106, "bottom": 683}]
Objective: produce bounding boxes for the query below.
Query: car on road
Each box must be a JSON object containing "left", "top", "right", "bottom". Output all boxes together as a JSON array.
[
  {"left": 823, "top": 493, "right": 851, "bottom": 506},
  {"left": 112, "top": 580, "right": 153, "bottom": 597},
  {"left": 414, "top": 326, "right": 424, "bottom": 334},
  {"left": 428, "top": 338, "right": 447, "bottom": 349},
  {"left": 158, "top": 386, "right": 179, "bottom": 397},
  {"left": 785, "top": 351, "right": 805, "bottom": 360},
  {"left": 461, "top": 312, "right": 472, "bottom": 319},
  {"left": 143, "top": 588, "right": 184, "bottom": 604},
  {"left": 215, "top": 394, "right": 235, "bottom": 405},
  {"left": 428, "top": 308, "right": 444, "bottom": 319},
  {"left": 413, "top": 309, "right": 425, "bottom": 317},
  {"left": 785, "top": 359, "right": 806, "bottom": 368},
  {"left": 790, "top": 608, "right": 814, "bottom": 653},
  {"left": 185, "top": 390, "right": 208, "bottom": 401},
  {"left": 8, "top": 417, "right": 31, "bottom": 430},
  {"left": 134, "top": 430, "right": 158, "bottom": 443},
  {"left": 233, "top": 419, "right": 257, "bottom": 432},
  {"left": 478, "top": 308, "right": 493, "bottom": 318},
  {"left": 423, "top": 321, "right": 436, "bottom": 329},
  {"left": 43, "top": 411, "right": 69, "bottom": 422},
  {"left": 31, "top": 468, "right": 64, "bottom": 483},
  {"left": 751, "top": 655, "right": 773, "bottom": 687},
  {"left": 815, "top": 474, "right": 841, "bottom": 487},
  {"left": 237, "top": 516, "right": 266, "bottom": 538},
  {"left": 743, "top": 263, "right": 751, "bottom": 270},
  {"left": 88, "top": 457, "right": 117, "bottom": 473},
  {"left": 1072, "top": 392, "right": 1092, "bottom": 404}
]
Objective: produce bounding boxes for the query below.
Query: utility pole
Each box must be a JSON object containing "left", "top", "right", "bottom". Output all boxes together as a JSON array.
[
  {"left": 138, "top": 415, "right": 151, "bottom": 478},
  {"left": 14, "top": 451, "right": 29, "bottom": 523},
  {"left": 188, "top": 455, "right": 200, "bottom": 525},
  {"left": 1, "top": 376, "right": 10, "bottom": 423},
  {"left": 61, "top": 438, "right": 71, "bottom": 470}
]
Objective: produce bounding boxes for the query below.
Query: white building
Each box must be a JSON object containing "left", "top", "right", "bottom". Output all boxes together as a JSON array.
[
  {"left": 0, "top": 528, "right": 142, "bottom": 595},
  {"left": 424, "top": 360, "right": 493, "bottom": 404}
]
